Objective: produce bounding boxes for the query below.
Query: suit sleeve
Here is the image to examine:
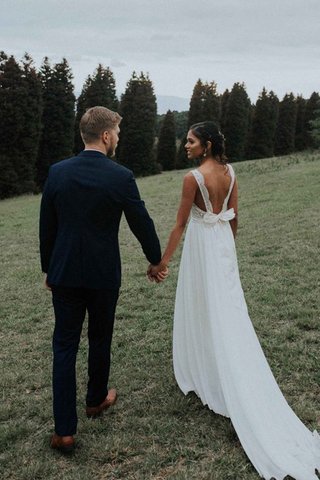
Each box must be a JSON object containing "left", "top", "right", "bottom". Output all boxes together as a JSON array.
[
  {"left": 123, "top": 173, "right": 161, "bottom": 265},
  {"left": 39, "top": 170, "right": 58, "bottom": 273}
]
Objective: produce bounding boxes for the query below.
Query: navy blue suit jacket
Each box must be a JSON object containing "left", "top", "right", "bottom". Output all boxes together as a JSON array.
[{"left": 39, "top": 150, "right": 161, "bottom": 289}]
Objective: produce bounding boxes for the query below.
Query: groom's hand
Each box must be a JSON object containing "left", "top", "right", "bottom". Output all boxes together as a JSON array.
[
  {"left": 147, "top": 263, "right": 169, "bottom": 283},
  {"left": 44, "top": 275, "right": 52, "bottom": 291}
]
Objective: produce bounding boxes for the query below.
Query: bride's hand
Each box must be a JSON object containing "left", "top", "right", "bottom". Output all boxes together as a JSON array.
[
  {"left": 154, "top": 266, "right": 169, "bottom": 282},
  {"left": 147, "top": 263, "right": 169, "bottom": 282}
]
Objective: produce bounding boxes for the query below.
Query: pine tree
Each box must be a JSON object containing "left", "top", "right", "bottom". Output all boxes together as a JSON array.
[
  {"left": 274, "top": 93, "right": 297, "bottom": 156},
  {"left": 118, "top": 72, "right": 158, "bottom": 176},
  {"left": 74, "top": 65, "right": 119, "bottom": 153},
  {"left": 176, "top": 79, "right": 203, "bottom": 169},
  {"left": 188, "top": 79, "right": 206, "bottom": 127},
  {"left": 0, "top": 53, "right": 20, "bottom": 198},
  {"left": 220, "top": 89, "right": 230, "bottom": 133},
  {"left": 244, "top": 103, "right": 255, "bottom": 159},
  {"left": 177, "top": 80, "right": 221, "bottom": 169},
  {"left": 295, "top": 95, "right": 307, "bottom": 151},
  {"left": 20, "top": 53, "right": 43, "bottom": 192},
  {"left": 0, "top": 52, "right": 42, "bottom": 198},
  {"left": 174, "top": 111, "right": 188, "bottom": 139},
  {"left": 247, "top": 88, "right": 279, "bottom": 159},
  {"left": 188, "top": 79, "right": 220, "bottom": 127},
  {"left": 156, "top": 110, "right": 176, "bottom": 171},
  {"left": 224, "top": 83, "right": 251, "bottom": 161},
  {"left": 156, "top": 111, "right": 187, "bottom": 141},
  {"left": 36, "top": 58, "right": 75, "bottom": 189},
  {"left": 309, "top": 106, "right": 320, "bottom": 148},
  {"left": 35, "top": 58, "right": 52, "bottom": 188},
  {"left": 202, "top": 81, "right": 221, "bottom": 124},
  {"left": 175, "top": 138, "right": 190, "bottom": 170},
  {"left": 303, "top": 92, "right": 320, "bottom": 149}
]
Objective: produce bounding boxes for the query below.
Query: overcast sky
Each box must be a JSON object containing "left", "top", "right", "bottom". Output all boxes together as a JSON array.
[{"left": 1, "top": 0, "right": 319, "bottom": 103}]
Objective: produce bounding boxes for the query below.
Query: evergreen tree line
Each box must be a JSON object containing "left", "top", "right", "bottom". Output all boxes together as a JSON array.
[
  {"left": 0, "top": 53, "right": 75, "bottom": 198},
  {"left": 0, "top": 54, "right": 158, "bottom": 199},
  {"left": 171, "top": 80, "right": 320, "bottom": 170},
  {"left": 0, "top": 52, "right": 319, "bottom": 199}
]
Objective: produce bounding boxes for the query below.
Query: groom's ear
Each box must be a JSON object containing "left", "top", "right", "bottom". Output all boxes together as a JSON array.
[{"left": 102, "top": 130, "right": 109, "bottom": 144}]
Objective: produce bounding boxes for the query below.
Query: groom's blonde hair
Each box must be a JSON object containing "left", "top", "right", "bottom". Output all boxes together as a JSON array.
[{"left": 80, "top": 106, "right": 122, "bottom": 144}]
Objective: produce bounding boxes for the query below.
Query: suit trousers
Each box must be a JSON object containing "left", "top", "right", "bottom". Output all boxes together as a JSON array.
[{"left": 51, "top": 286, "right": 119, "bottom": 436}]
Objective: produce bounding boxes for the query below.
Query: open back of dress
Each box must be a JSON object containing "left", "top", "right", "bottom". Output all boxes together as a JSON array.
[{"left": 173, "top": 164, "right": 320, "bottom": 480}]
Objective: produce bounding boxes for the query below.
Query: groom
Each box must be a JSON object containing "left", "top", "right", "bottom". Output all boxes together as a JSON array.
[{"left": 40, "top": 106, "right": 164, "bottom": 453}]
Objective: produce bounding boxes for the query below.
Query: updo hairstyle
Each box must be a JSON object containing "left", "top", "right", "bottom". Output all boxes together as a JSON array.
[{"left": 190, "top": 121, "right": 227, "bottom": 164}]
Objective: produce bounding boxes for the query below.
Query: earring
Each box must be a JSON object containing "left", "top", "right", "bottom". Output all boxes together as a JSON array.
[{"left": 203, "top": 149, "right": 207, "bottom": 158}]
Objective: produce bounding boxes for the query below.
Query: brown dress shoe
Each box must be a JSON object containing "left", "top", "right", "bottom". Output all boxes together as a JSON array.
[
  {"left": 86, "top": 388, "right": 118, "bottom": 418},
  {"left": 50, "top": 433, "right": 75, "bottom": 453}
]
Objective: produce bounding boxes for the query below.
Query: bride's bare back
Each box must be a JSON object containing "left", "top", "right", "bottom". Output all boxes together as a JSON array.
[{"left": 194, "top": 162, "right": 232, "bottom": 214}]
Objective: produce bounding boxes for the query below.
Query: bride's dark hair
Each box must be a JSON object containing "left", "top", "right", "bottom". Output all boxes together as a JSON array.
[{"left": 190, "top": 121, "right": 227, "bottom": 164}]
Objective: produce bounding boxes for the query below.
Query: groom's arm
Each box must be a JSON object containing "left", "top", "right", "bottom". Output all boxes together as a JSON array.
[
  {"left": 123, "top": 172, "right": 161, "bottom": 265},
  {"left": 39, "top": 171, "right": 58, "bottom": 273}
]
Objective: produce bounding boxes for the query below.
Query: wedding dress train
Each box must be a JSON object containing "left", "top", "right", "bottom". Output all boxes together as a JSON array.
[{"left": 173, "top": 165, "right": 320, "bottom": 480}]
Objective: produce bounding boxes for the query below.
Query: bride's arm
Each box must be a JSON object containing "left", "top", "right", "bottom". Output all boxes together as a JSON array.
[
  {"left": 228, "top": 178, "right": 238, "bottom": 238},
  {"left": 149, "top": 173, "right": 197, "bottom": 276}
]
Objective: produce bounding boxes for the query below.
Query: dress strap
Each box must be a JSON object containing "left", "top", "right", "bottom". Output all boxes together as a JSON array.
[
  {"left": 223, "top": 164, "right": 236, "bottom": 209},
  {"left": 191, "top": 169, "right": 213, "bottom": 213}
]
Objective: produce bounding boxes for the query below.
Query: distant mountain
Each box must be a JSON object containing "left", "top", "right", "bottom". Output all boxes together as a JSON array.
[{"left": 156, "top": 95, "right": 189, "bottom": 114}]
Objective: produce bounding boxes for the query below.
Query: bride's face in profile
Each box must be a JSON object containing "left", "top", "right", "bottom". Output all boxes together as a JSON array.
[{"left": 185, "top": 130, "right": 203, "bottom": 159}]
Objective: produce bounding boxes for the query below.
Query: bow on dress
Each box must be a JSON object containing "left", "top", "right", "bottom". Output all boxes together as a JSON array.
[{"left": 203, "top": 208, "right": 235, "bottom": 225}]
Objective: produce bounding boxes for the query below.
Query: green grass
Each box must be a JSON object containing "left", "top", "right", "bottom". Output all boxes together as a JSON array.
[{"left": 0, "top": 151, "right": 319, "bottom": 479}]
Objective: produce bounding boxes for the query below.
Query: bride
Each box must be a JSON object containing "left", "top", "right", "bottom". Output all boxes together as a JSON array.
[{"left": 148, "top": 121, "right": 320, "bottom": 480}]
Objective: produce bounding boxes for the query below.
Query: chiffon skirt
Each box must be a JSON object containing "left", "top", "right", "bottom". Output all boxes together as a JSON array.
[{"left": 173, "top": 218, "right": 320, "bottom": 480}]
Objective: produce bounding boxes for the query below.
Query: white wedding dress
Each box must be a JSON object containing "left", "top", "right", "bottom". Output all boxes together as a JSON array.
[{"left": 173, "top": 165, "right": 320, "bottom": 480}]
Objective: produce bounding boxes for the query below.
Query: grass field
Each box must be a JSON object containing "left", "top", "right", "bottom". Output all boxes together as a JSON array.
[{"left": 0, "top": 152, "right": 319, "bottom": 480}]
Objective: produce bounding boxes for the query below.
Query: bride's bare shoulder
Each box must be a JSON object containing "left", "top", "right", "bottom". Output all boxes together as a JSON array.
[
  {"left": 183, "top": 170, "right": 196, "bottom": 179},
  {"left": 181, "top": 171, "right": 198, "bottom": 191}
]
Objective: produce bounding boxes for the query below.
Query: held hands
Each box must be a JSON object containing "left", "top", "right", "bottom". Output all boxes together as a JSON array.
[{"left": 147, "top": 262, "right": 169, "bottom": 283}]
